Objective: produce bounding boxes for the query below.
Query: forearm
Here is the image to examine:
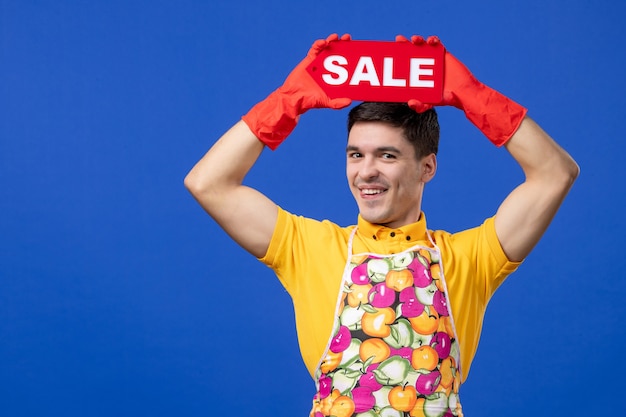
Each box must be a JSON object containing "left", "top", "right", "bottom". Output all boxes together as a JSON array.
[
  {"left": 506, "top": 118, "right": 579, "bottom": 182},
  {"left": 185, "top": 35, "right": 352, "bottom": 258},
  {"left": 495, "top": 117, "right": 579, "bottom": 261},
  {"left": 185, "top": 120, "right": 264, "bottom": 200},
  {"left": 184, "top": 121, "right": 279, "bottom": 258}
]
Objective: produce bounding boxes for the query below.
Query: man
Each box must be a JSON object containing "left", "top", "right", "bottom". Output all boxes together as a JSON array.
[{"left": 185, "top": 34, "right": 579, "bottom": 416}]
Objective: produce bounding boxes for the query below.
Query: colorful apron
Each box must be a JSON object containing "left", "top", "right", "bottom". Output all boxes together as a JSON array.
[{"left": 310, "top": 228, "right": 463, "bottom": 417}]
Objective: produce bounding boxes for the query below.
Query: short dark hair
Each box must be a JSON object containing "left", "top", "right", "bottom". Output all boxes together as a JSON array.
[{"left": 347, "top": 102, "right": 439, "bottom": 159}]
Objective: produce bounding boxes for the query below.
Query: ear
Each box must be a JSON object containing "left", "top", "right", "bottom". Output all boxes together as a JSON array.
[{"left": 420, "top": 153, "right": 437, "bottom": 183}]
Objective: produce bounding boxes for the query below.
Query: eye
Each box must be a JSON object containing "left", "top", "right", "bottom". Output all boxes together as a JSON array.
[
  {"left": 381, "top": 153, "right": 396, "bottom": 159},
  {"left": 348, "top": 152, "right": 362, "bottom": 159}
]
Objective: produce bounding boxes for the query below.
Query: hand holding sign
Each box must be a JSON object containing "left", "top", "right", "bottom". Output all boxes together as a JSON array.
[
  {"left": 244, "top": 34, "right": 526, "bottom": 150},
  {"left": 400, "top": 35, "right": 527, "bottom": 146},
  {"left": 242, "top": 34, "right": 353, "bottom": 150}
]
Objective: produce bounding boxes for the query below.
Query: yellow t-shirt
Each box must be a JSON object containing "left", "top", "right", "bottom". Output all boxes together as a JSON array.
[{"left": 260, "top": 207, "right": 520, "bottom": 382}]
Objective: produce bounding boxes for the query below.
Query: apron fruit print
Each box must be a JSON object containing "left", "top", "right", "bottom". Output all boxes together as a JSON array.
[{"left": 310, "top": 230, "right": 463, "bottom": 417}]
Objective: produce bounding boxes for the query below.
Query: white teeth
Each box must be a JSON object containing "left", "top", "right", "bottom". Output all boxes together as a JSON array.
[{"left": 362, "top": 189, "right": 383, "bottom": 195}]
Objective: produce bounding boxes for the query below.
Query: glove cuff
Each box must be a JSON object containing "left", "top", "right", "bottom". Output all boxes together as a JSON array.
[
  {"left": 458, "top": 84, "right": 527, "bottom": 147},
  {"left": 242, "top": 90, "right": 301, "bottom": 151}
]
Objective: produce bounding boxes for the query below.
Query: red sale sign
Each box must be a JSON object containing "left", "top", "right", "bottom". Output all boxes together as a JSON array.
[{"left": 306, "top": 40, "right": 445, "bottom": 103}]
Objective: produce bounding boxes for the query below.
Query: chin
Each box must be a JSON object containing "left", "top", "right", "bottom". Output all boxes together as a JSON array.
[{"left": 359, "top": 211, "right": 390, "bottom": 226}]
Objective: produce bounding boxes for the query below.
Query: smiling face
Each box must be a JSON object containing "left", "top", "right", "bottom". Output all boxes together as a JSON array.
[{"left": 346, "top": 121, "right": 436, "bottom": 229}]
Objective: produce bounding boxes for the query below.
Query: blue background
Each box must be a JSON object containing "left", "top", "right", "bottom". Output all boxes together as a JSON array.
[{"left": 1, "top": 1, "right": 624, "bottom": 416}]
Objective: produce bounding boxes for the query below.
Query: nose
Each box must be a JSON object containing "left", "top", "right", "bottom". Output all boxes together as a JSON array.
[{"left": 358, "top": 156, "right": 379, "bottom": 180}]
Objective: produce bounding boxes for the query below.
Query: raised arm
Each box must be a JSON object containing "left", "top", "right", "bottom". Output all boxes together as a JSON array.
[
  {"left": 494, "top": 118, "right": 579, "bottom": 261},
  {"left": 185, "top": 121, "right": 275, "bottom": 258},
  {"left": 185, "top": 34, "right": 352, "bottom": 258},
  {"left": 401, "top": 35, "right": 579, "bottom": 261}
]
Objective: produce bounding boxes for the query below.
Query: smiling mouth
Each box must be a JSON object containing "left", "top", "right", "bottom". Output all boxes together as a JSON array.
[
  {"left": 359, "top": 187, "right": 388, "bottom": 199},
  {"left": 361, "top": 188, "right": 384, "bottom": 195}
]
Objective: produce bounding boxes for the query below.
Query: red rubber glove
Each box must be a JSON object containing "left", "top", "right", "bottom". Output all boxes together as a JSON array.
[
  {"left": 242, "top": 34, "right": 353, "bottom": 150},
  {"left": 397, "top": 35, "right": 527, "bottom": 147}
]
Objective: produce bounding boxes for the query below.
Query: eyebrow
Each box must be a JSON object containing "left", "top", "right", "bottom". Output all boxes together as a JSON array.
[{"left": 346, "top": 145, "right": 403, "bottom": 153}]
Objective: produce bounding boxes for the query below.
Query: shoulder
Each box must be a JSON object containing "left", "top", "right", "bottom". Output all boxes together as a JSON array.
[
  {"left": 260, "top": 207, "right": 355, "bottom": 296},
  {"left": 432, "top": 217, "right": 500, "bottom": 255},
  {"left": 261, "top": 207, "right": 355, "bottom": 264},
  {"left": 433, "top": 216, "right": 521, "bottom": 292},
  {"left": 276, "top": 206, "right": 355, "bottom": 239}
]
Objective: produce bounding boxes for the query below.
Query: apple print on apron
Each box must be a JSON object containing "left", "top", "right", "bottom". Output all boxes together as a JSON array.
[{"left": 310, "top": 228, "right": 463, "bottom": 417}]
